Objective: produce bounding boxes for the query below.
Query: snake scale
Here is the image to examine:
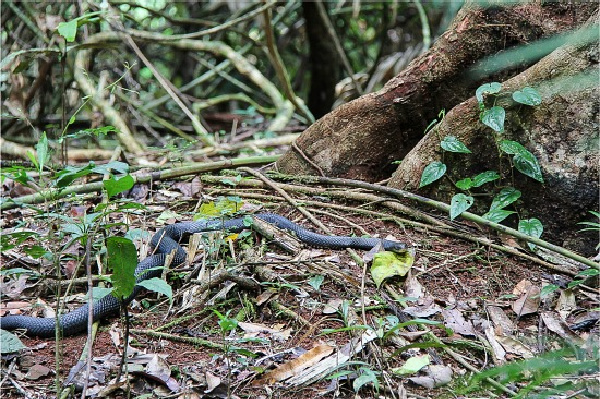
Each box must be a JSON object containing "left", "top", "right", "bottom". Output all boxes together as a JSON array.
[{"left": 1, "top": 213, "right": 406, "bottom": 337}]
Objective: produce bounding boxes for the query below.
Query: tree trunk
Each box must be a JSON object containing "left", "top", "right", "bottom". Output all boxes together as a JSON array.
[
  {"left": 276, "top": 2, "right": 599, "bottom": 255},
  {"left": 302, "top": 1, "right": 342, "bottom": 118},
  {"left": 277, "top": 2, "right": 596, "bottom": 180}
]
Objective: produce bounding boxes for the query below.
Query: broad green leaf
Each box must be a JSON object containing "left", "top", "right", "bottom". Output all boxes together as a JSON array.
[
  {"left": 490, "top": 187, "right": 521, "bottom": 210},
  {"left": 519, "top": 218, "right": 543, "bottom": 250},
  {"left": 104, "top": 174, "right": 135, "bottom": 198},
  {"left": 106, "top": 236, "right": 138, "bottom": 300},
  {"left": 471, "top": 171, "right": 501, "bottom": 187},
  {"left": 577, "top": 269, "right": 599, "bottom": 277},
  {"left": 156, "top": 210, "right": 179, "bottom": 224},
  {"left": 476, "top": 82, "right": 502, "bottom": 104},
  {"left": 450, "top": 193, "right": 473, "bottom": 221},
  {"left": 0, "top": 330, "right": 26, "bottom": 354},
  {"left": 481, "top": 106, "right": 505, "bottom": 132},
  {"left": 440, "top": 136, "right": 471, "bottom": 153},
  {"left": 92, "top": 161, "right": 130, "bottom": 175},
  {"left": 514, "top": 152, "right": 544, "bottom": 183},
  {"left": 483, "top": 209, "right": 516, "bottom": 223},
  {"left": 138, "top": 277, "right": 172, "bottom": 300},
  {"left": 455, "top": 178, "right": 473, "bottom": 190},
  {"left": 35, "top": 132, "right": 50, "bottom": 173},
  {"left": 567, "top": 280, "right": 585, "bottom": 289},
  {"left": 56, "top": 163, "right": 96, "bottom": 188},
  {"left": 392, "top": 354, "right": 430, "bottom": 375},
  {"left": 419, "top": 161, "right": 446, "bottom": 188},
  {"left": 23, "top": 245, "right": 48, "bottom": 259},
  {"left": 26, "top": 150, "right": 39, "bottom": 171},
  {"left": 539, "top": 284, "right": 559, "bottom": 298},
  {"left": 371, "top": 251, "right": 414, "bottom": 288},
  {"left": 0, "top": 231, "right": 40, "bottom": 252},
  {"left": 308, "top": 275, "right": 324, "bottom": 292},
  {"left": 353, "top": 368, "right": 379, "bottom": 393},
  {"left": 57, "top": 20, "right": 77, "bottom": 42},
  {"left": 196, "top": 197, "right": 243, "bottom": 218},
  {"left": 499, "top": 140, "right": 527, "bottom": 155},
  {"left": 512, "top": 87, "right": 542, "bottom": 106}
]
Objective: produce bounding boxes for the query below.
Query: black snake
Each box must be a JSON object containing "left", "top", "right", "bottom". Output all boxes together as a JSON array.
[{"left": 1, "top": 214, "right": 406, "bottom": 337}]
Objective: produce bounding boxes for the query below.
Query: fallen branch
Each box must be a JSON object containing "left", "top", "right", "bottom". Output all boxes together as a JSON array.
[
  {"left": 279, "top": 174, "right": 599, "bottom": 270},
  {"left": 0, "top": 155, "right": 279, "bottom": 211}
]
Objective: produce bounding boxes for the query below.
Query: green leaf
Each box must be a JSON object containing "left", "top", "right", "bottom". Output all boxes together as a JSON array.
[
  {"left": 455, "top": 178, "right": 473, "bottom": 190},
  {"left": 308, "top": 275, "right": 324, "bottom": 292},
  {"left": 392, "top": 354, "right": 430, "bottom": 375},
  {"left": 539, "top": 284, "right": 559, "bottom": 298},
  {"left": 55, "top": 163, "right": 96, "bottom": 188},
  {"left": 519, "top": 218, "right": 543, "bottom": 250},
  {"left": 196, "top": 197, "right": 243, "bottom": 218},
  {"left": 106, "top": 236, "right": 138, "bottom": 300},
  {"left": 104, "top": 174, "right": 135, "bottom": 198},
  {"left": 499, "top": 140, "right": 527, "bottom": 155},
  {"left": 450, "top": 193, "right": 473, "bottom": 221},
  {"left": 476, "top": 82, "right": 502, "bottom": 104},
  {"left": 514, "top": 152, "right": 544, "bottom": 183},
  {"left": 483, "top": 209, "right": 516, "bottom": 223},
  {"left": 156, "top": 210, "right": 179, "bottom": 225},
  {"left": 353, "top": 368, "right": 379, "bottom": 393},
  {"left": 26, "top": 150, "right": 39, "bottom": 171},
  {"left": 440, "top": 136, "right": 471, "bottom": 153},
  {"left": 567, "top": 280, "right": 585, "bottom": 289},
  {"left": 370, "top": 251, "right": 414, "bottom": 288},
  {"left": 577, "top": 269, "right": 599, "bottom": 277},
  {"left": 481, "top": 106, "right": 505, "bottom": 132},
  {"left": 57, "top": 20, "right": 78, "bottom": 42},
  {"left": 92, "top": 161, "right": 130, "bottom": 175},
  {"left": 0, "top": 268, "right": 38, "bottom": 276},
  {"left": 214, "top": 310, "right": 238, "bottom": 333},
  {"left": 490, "top": 187, "right": 521, "bottom": 211},
  {"left": 471, "top": 171, "right": 501, "bottom": 187},
  {"left": 23, "top": 245, "right": 49, "bottom": 259},
  {"left": 419, "top": 162, "right": 446, "bottom": 188},
  {"left": 512, "top": 87, "right": 542, "bottom": 106},
  {"left": 138, "top": 277, "right": 172, "bottom": 300},
  {"left": 35, "top": 132, "right": 50, "bottom": 174},
  {"left": 0, "top": 330, "right": 26, "bottom": 354}
]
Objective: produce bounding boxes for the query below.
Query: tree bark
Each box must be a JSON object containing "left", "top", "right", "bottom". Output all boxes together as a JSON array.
[
  {"left": 302, "top": 1, "right": 342, "bottom": 118},
  {"left": 277, "top": 2, "right": 597, "bottom": 181},
  {"left": 276, "top": 2, "right": 599, "bottom": 255}
]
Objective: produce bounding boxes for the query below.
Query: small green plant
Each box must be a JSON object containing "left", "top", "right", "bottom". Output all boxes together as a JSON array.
[
  {"left": 462, "top": 343, "right": 599, "bottom": 398},
  {"left": 578, "top": 211, "right": 600, "bottom": 250},
  {"left": 418, "top": 82, "right": 545, "bottom": 242}
]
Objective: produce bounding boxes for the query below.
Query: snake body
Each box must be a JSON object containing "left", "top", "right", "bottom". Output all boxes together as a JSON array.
[{"left": 1, "top": 214, "right": 406, "bottom": 337}]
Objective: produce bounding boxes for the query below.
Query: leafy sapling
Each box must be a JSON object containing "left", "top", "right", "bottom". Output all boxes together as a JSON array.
[{"left": 418, "top": 83, "right": 546, "bottom": 240}]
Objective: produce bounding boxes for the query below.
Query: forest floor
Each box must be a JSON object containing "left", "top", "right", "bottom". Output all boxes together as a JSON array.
[{"left": 1, "top": 158, "right": 598, "bottom": 399}]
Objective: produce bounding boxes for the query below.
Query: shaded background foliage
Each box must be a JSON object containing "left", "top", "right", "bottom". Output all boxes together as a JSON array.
[{"left": 1, "top": 0, "right": 456, "bottom": 148}]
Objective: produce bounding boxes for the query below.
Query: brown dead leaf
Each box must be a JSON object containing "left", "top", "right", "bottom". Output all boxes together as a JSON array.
[
  {"left": 204, "top": 371, "right": 221, "bottom": 393},
  {"left": 254, "top": 344, "right": 334, "bottom": 385},
  {"left": 441, "top": 308, "right": 476, "bottom": 336},
  {"left": 255, "top": 288, "right": 277, "bottom": 306},
  {"left": 191, "top": 176, "right": 203, "bottom": 198},
  {"left": 25, "top": 364, "right": 52, "bottom": 380},
  {"left": 512, "top": 280, "right": 540, "bottom": 316},
  {"left": 541, "top": 311, "right": 583, "bottom": 345},
  {"left": 487, "top": 305, "right": 516, "bottom": 336},
  {"left": 495, "top": 335, "right": 534, "bottom": 358},
  {"left": 555, "top": 288, "right": 576, "bottom": 320}
]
